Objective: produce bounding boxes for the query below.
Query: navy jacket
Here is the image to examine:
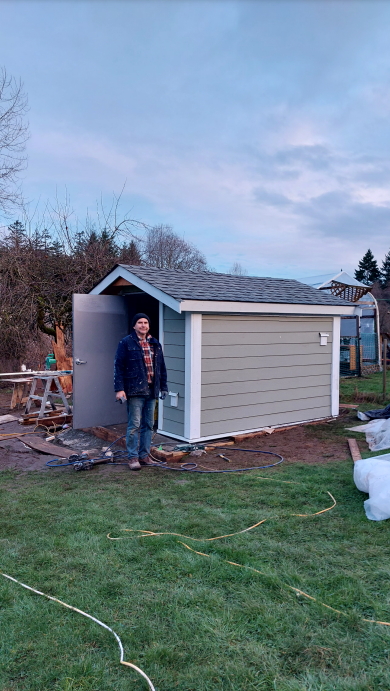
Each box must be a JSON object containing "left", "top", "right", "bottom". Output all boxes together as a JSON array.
[{"left": 114, "top": 331, "right": 168, "bottom": 398}]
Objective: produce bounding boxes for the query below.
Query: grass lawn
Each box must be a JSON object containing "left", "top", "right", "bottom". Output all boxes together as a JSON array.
[{"left": 1, "top": 452, "right": 390, "bottom": 691}]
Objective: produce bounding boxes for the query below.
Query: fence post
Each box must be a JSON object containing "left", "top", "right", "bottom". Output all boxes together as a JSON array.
[{"left": 384, "top": 338, "right": 388, "bottom": 402}]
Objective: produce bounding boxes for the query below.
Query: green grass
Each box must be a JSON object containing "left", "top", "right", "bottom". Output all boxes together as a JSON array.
[
  {"left": 340, "top": 370, "right": 389, "bottom": 405},
  {"left": 1, "top": 459, "right": 390, "bottom": 691}
]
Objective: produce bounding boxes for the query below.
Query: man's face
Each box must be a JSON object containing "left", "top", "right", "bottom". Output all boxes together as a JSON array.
[{"left": 134, "top": 318, "right": 149, "bottom": 338}]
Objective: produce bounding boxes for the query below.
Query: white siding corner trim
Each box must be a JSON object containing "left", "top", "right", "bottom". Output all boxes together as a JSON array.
[
  {"left": 331, "top": 316, "right": 340, "bottom": 416},
  {"left": 184, "top": 313, "right": 202, "bottom": 440},
  {"left": 158, "top": 301, "right": 164, "bottom": 429}
]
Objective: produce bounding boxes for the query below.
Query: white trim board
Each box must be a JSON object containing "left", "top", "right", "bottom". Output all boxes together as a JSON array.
[
  {"left": 179, "top": 300, "right": 356, "bottom": 316},
  {"left": 90, "top": 265, "right": 181, "bottom": 313},
  {"left": 331, "top": 316, "right": 340, "bottom": 417},
  {"left": 184, "top": 313, "right": 202, "bottom": 440},
  {"left": 157, "top": 414, "right": 335, "bottom": 443}
]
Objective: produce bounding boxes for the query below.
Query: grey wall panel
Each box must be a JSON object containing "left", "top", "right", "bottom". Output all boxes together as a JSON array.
[
  {"left": 201, "top": 314, "right": 332, "bottom": 437},
  {"left": 201, "top": 394, "right": 331, "bottom": 424},
  {"left": 164, "top": 343, "right": 186, "bottom": 359},
  {"left": 202, "top": 373, "right": 330, "bottom": 397},
  {"left": 202, "top": 317, "right": 333, "bottom": 333},
  {"left": 162, "top": 418, "right": 185, "bottom": 436},
  {"left": 202, "top": 342, "right": 332, "bottom": 359},
  {"left": 202, "top": 331, "right": 333, "bottom": 347},
  {"left": 166, "top": 370, "right": 186, "bottom": 386},
  {"left": 202, "top": 353, "right": 332, "bottom": 372},
  {"left": 163, "top": 406, "right": 186, "bottom": 423},
  {"left": 201, "top": 384, "right": 330, "bottom": 412},
  {"left": 164, "top": 356, "right": 186, "bottom": 372},
  {"left": 163, "top": 305, "right": 185, "bottom": 436},
  {"left": 202, "top": 363, "right": 331, "bottom": 385},
  {"left": 201, "top": 405, "right": 332, "bottom": 437},
  {"left": 164, "top": 332, "right": 185, "bottom": 346}
]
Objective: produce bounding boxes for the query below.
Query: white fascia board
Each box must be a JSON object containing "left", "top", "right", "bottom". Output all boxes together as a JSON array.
[
  {"left": 179, "top": 300, "right": 355, "bottom": 316},
  {"left": 157, "top": 415, "right": 333, "bottom": 443},
  {"left": 331, "top": 316, "right": 340, "bottom": 417},
  {"left": 89, "top": 265, "right": 181, "bottom": 313}
]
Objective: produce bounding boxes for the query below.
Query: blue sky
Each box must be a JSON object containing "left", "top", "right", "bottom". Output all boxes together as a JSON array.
[{"left": 2, "top": 0, "right": 390, "bottom": 277}]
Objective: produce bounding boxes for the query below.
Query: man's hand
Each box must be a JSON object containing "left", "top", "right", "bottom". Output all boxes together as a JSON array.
[
  {"left": 116, "top": 390, "right": 127, "bottom": 401},
  {"left": 159, "top": 391, "right": 168, "bottom": 400}
]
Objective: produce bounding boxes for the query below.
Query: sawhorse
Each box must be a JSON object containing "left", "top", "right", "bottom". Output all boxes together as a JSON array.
[{"left": 24, "top": 373, "right": 72, "bottom": 419}]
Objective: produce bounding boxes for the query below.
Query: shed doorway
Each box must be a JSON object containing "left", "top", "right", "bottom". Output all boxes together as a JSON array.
[{"left": 72, "top": 291, "right": 160, "bottom": 429}]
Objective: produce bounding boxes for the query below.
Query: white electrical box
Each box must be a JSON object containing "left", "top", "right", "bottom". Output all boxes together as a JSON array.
[
  {"left": 319, "top": 332, "right": 329, "bottom": 346},
  {"left": 169, "top": 391, "right": 179, "bottom": 407}
]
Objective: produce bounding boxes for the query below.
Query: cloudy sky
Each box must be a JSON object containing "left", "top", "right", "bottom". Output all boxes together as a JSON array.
[{"left": 2, "top": 0, "right": 390, "bottom": 277}]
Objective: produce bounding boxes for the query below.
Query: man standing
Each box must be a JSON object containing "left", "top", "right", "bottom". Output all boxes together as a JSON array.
[{"left": 114, "top": 313, "right": 168, "bottom": 470}]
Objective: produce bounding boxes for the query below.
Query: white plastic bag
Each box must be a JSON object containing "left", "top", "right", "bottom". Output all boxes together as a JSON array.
[
  {"left": 354, "top": 453, "right": 390, "bottom": 521},
  {"left": 364, "top": 418, "right": 390, "bottom": 451}
]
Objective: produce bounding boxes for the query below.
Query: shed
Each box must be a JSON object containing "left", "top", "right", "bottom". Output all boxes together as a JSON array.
[{"left": 72, "top": 265, "right": 355, "bottom": 442}]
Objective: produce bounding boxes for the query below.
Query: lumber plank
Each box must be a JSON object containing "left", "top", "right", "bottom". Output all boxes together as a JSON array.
[
  {"left": 18, "top": 435, "right": 74, "bottom": 457},
  {"left": 0, "top": 414, "right": 18, "bottom": 425},
  {"left": 347, "top": 438, "right": 362, "bottom": 463},
  {"left": 83, "top": 426, "right": 127, "bottom": 449},
  {"left": 20, "top": 414, "right": 72, "bottom": 427}
]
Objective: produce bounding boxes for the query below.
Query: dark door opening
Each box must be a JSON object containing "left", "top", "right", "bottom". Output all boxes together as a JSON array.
[{"left": 124, "top": 293, "right": 160, "bottom": 339}]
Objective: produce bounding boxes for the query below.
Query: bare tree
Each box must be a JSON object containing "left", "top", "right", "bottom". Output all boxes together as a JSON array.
[
  {"left": 144, "top": 224, "right": 208, "bottom": 271},
  {"left": 229, "top": 261, "right": 248, "bottom": 276},
  {"left": 0, "top": 68, "right": 29, "bottom": 214}
]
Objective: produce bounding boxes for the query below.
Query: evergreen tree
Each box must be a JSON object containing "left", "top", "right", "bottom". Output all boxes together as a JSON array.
[
  {"left": 355, "top": 249, "right": 380, "bottom": 285},
  {"left": 6, "top": 220, "right": 26, "bottom": 249},
  {"left": 380, "top": 249, "right": 390, "bottom": 287}
]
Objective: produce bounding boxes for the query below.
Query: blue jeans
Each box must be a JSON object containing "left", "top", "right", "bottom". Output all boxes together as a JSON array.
[{"left": 126, "top": 395, "right": 156, "bottom": 460}]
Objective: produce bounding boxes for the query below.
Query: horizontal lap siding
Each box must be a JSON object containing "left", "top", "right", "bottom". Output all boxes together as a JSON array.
[
  {"left": 163, "top": 307, "right": 185, "bottom": 436},
  {"left": 201, "top": 315, "right": 333, "bottom": 437}
]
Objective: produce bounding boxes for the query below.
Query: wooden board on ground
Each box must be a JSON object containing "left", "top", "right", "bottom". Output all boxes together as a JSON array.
[
  {"left": 18, "top": 435, "right": 74, "bottom": 457},
  {"left": 20, "top": 413, "right": 73, "bottom": 427},
  {"left": 83, "top": 425, "right": 127, "bottom": 450},
  {"left": 0, "top": 414, "right": 18, "bottom": 425},
  {"left": 150, "top": 446, "right": 186, "bottom": 463},
  {"left": 347, "top": 438, "right": 362, "bottom": 463}
]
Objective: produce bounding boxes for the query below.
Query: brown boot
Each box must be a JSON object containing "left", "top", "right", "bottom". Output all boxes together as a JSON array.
[
  {"left": 128, "top": 458, "right": 141, "bottom": 471},
  {"left": 139, "top": 455, "right": 159, "bottom": 466}
]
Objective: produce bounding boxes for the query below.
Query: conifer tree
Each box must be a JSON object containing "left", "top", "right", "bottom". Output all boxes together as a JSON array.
[
  {"left": 380, "top": 250, "right": 390, "bottom": 287},
  {"left": 355, "top": 249, "right": 380, "bottom": 285}
]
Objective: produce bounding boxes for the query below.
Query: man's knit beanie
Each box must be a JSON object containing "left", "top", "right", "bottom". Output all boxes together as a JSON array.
[{"left": 132, "top": 313, "right": 150, "bottom": 328}]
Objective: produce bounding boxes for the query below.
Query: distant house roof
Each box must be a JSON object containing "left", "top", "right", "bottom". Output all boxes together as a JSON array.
[
  {"left": 297, "top": 270, "right": 371, "bottom": 303},
  {"left": 113, "top": 264, "right": 353, "bottom": 306},
  {"left": 298, "top": 271, "right": 368, "bottom": 290}
]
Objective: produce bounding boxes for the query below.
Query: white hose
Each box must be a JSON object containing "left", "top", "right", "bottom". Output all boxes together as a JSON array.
[{"left": 1, "top": 572, "right": 155, "bottom": 691}]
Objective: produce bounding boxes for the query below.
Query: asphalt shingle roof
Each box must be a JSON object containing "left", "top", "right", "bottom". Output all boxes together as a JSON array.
[{"left": 118, "top": 264, "right": 352, "bottom": 306}]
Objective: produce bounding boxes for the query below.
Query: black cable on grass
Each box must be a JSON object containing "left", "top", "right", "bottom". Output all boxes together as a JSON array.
[{"left": 47, "top": 436, "right": 283, "bottom": 472}]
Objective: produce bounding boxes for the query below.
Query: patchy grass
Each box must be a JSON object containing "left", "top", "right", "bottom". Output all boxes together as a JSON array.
[
  {"left": 1, "top": 458, "right": 390, "bottom": 691},
  {"left": 340, "top": 370, "right": 389, "bottom": 405}
]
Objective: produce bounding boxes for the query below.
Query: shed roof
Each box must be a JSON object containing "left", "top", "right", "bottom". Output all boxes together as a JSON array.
[{"left": 117, "top": 264, "right": 352, "bottom": 306}]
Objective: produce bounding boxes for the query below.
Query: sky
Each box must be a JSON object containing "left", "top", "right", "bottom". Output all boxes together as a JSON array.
[{"left": 2, "top": 0, "right": 390, "bottom": 278}]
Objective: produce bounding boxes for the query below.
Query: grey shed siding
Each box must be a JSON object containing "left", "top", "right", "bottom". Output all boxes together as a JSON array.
[
  {"left": 162, "top": 306, "right": 185, "bottom": 436},
  {"left": 201, "top": 315, "right": 333, "bottom": 437}
]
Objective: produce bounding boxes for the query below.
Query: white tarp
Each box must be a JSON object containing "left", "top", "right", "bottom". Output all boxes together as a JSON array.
[
  {"left": 354, "top": 453, "right": 390, "bottom": 521},
  {"left": 347, "top": 418, "right": 390, "bottom": 452}
]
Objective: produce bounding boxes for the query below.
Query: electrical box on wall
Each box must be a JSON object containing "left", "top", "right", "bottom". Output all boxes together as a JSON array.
[
  {"left": 169, "top": 391, "right": 179, "bottom": 407},
  {"left": 319, "top": 332, "right": 329, "bottom": 346}
]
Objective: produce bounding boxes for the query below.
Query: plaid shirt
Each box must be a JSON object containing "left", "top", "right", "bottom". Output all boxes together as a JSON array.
[{"left": 139, "top": 335, "right": 154, "bottom": 384}]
